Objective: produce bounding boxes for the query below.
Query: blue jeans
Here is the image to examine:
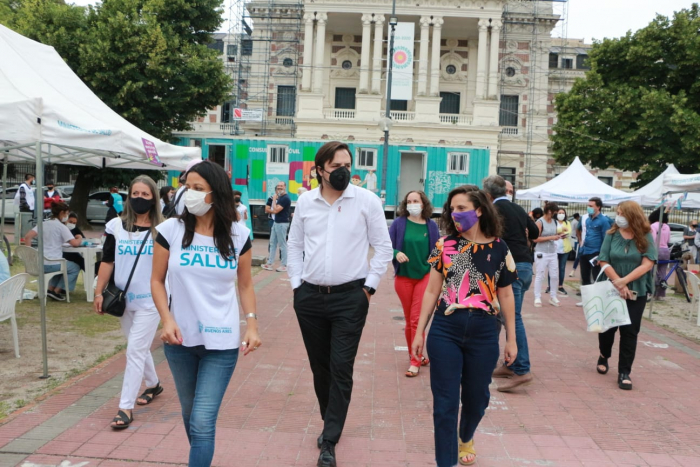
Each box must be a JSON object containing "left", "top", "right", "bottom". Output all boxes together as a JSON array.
[
  {"left": 44, "top": 261, "right": 80, "bottom": 291},
  {"left": 509, "top": 262, "right": 532, "bottom": 375},
  {"left": 267, "top": 222, "right": 288, "bottom": 266},
  {"left": 427, "top": 310, "right": 500, "bottom": 467},
  {"left": 164, "top": 345, "right": 239, "bottom": 467}
]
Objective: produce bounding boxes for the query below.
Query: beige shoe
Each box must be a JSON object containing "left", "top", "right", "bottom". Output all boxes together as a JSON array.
[
  {"left": 497, "top": 373, "right": 534, "bottom": 392},
  {"left": 492, "top": 365, "right": 515, "bottom": 378}
]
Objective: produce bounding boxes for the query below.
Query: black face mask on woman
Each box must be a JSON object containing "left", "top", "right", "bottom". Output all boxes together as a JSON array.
[
  {"left": 326, "top": 166, "right": 351, "bottom": 191},
  {"left": 130, "top": 196, "right": 153, "bottom": 215}
]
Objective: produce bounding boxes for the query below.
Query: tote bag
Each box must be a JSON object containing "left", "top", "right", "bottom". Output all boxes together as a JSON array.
[{"left": 580, "top": 264, "right": 631, "bottom": 333}]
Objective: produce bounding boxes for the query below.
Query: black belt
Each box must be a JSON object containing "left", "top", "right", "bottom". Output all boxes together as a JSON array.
[{"left": 303, "top": 279, "right": 365, "bottom": 294}]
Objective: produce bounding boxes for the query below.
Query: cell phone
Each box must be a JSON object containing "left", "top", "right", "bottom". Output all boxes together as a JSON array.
[
  {"left": 589, "top": 256, "right": 599, "bottom": 267},
  {"left": 630, "top": 290, "right": 638, "bottom": 301},
  {"left": 536, "top": 253, "right": 543, "bottom": 259}
]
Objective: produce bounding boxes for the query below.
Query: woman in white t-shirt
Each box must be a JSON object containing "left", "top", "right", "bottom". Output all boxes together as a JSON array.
[
  {"left": 93, "top": 175, "right": 164, "bottom": 430},
  {"left": 233, "top": 189, "right": 248, "bottom": 227},
  {"left": 151, "top": 160, "right": 260, "bottom": 467},
  {"left": 24, "top": 201, "right": 82, "bottom": 301}
]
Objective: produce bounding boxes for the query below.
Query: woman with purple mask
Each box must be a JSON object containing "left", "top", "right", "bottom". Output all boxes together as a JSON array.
[{"left": 412, "top": 186, "right": 518, "bottom": 466}]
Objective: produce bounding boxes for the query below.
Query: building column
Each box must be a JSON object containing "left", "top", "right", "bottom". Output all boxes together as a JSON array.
[
  {"left": 371, "top": 15, "right": 385, "bottom": 94},
  {"left": 313, "top": 12, "right": 327, "bottom": 93},
  {"left": 487, "top": 19, "right": 502, "bottom": 99},
  {"left": 417, "top": 16, "right": 431, "bottom": 96},
  {"left": 429, "top": 16, "right": 443, "bottom": 97},
  {"left": 359, "top": 14, "right": 373, "bottom": 93},
  {"left": 475, "top": 19, "right": 489, "bottom": 100},
  {"left": 301, "top": 13, "right": 315, "bottom": 91}
]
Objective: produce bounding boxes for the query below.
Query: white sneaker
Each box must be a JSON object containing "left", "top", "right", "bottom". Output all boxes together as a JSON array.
[
  {"left": 276, "top": 266, "right": 287, "bottom": 272},
  {"left": 534, "top": 298, "right": 542, "bottom": 307},
  {"left": 549, "top": 297, "right": 561, "bottom": 307},
  {"left": 261, "top": 264, "right": 274, "bottom": 271},
  {"left": 576, "top": 301, "right": 583, "bottom": 307}
]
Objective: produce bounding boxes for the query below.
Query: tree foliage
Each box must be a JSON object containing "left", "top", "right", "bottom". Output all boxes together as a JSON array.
[{"left": 552, "top": 4, "right": 700, "bottom": 187}]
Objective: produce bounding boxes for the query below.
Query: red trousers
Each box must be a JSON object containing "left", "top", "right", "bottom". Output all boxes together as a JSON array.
[{"left": 394, "top": 274, "right": 430, "bottom": 367}]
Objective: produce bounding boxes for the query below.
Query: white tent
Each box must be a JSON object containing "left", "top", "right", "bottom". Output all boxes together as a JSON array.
[
  {"left": 0, "top": 24, "right": 201, "bottom": 378},
  {"left": 662, "top": 173, "right": 700, "bottom": 194},
  {"left": 634, "top": 165, "right": 700, "bottom": 209},
  {"left": 516, "top": 157, "right": 640, "bottom": 205}
]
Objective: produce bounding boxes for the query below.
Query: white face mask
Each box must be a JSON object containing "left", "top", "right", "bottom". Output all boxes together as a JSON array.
[
  {"left": 184, "top": 189, "right": 213, "bottom": 216},
  {"left": 61, "top": 215, "right": 69, "bottom": 223},
  {"left": 65, "top": 222, "right": 76, "bottom": 230},
  {"left": 406, "top": 204, "right": 423, "bottom": 216},
  {"left": 557, "top": 213, "right": 566, "bottom": 221},
  {"left": 615, "top": 215, "right": 629, "bottom": 229}
]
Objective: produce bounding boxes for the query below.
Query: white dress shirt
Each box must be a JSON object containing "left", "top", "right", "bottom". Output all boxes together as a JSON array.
[{"left": 287, "top": 183, "right": 393, "bottom": 290}]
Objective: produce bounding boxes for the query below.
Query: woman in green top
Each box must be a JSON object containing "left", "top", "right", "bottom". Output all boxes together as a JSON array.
[
  {"left": 596, "top": 201, "right": 656, "bottom": 390},
  {"left": 389, "top": 191, "right": 440, "bottom": 377}
]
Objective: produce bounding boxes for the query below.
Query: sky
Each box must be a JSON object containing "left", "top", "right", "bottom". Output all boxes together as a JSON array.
[{"left": 67, "top": 0, "right": 697, "bottom": 44}]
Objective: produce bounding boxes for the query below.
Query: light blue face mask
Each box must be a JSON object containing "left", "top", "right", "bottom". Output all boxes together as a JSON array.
[{"left": 587, "top": 207, "right": 595, "bottom": 215}]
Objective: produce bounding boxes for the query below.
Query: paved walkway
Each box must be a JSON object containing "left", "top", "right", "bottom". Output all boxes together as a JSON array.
[{"left": 2, "top": 245, "right": 700, "bottom": 466}]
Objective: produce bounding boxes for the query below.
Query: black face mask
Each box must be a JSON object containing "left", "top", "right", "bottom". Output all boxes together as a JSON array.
[
  {"left": 234, "top": 196, "right": 241, "bottom": 203},
  {"left": 326, "top": 167, "right": 351, "bottom": 191},
  {"left": 130, "top": 196, "right": 153, "bottom": 215}
]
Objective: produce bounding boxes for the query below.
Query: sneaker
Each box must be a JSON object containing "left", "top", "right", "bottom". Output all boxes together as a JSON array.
[
  {"left": 497, "top": 373, "right": 533, "bottom": 392},
  {"left": 576, "top": 301, "right": 583, "bottom": 307},
  {"left": 261, "top": 264, "right": 274, "bottom": 271},
  {"left": 558, "top": 287, "right": 568, "bottom": 296},
  {"left": 534, "top": 298, "right": 542, "bottom": 307},
  {"left": 47, "top": 290, "right": 66, "bottom": 301},
  {"left": 549, "top": 297, "right": 561, "bottom": 307},
  {"left": 569, "top": 271, "right": 575, "bottom": 277},
  {"left": 276, "top": 266, "right": 287, "bottom": 272}
]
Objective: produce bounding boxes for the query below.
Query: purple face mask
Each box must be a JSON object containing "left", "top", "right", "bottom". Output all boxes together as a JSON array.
[{"left": 452, "top": 210, "right": 479, "bottom": 233}]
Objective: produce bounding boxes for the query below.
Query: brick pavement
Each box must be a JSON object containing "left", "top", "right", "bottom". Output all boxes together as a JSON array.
[{"left": 2, "top": 242, "right": 700, "bottom": 466}]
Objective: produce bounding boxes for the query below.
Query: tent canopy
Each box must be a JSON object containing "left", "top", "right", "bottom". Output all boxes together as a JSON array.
[
  {"left": 0, "top": 24, "right": 199, "bottom": 170},
  {"left": 662, "top": 173, "right": 700, "bottom": 194},
  {"left": 633, "top": 165, "right": 700, "bottom": 209},
  {"left": 516, "top": 157, "right": 639, "bottom": 205}
]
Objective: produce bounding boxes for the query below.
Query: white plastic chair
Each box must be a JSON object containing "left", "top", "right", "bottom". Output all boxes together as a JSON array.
[
  {"left": 687, "top": 273, "right": 700, "bottom": 325},
  {"left": 15, "top": 245, "right": 70, "bottom": 303},
  {"left": 0, "top": 273, "right": 29, "bottom": 358}
]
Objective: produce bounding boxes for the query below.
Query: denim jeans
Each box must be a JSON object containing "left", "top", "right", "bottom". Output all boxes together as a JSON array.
[
  {"left": 427, "top": 310, "right": 500, "bottom": 467},
  {"left": 44, "top": 261, "right": 80, "bottom": 291},
  {"left": 510, "top": 262, "right": 532, "bottom": 375},
  {"left": 267, "top": 222, "right": 288, "bottom": 266},
  {"left": 164, "top": 345, "right": 239, "bottom": 467}
]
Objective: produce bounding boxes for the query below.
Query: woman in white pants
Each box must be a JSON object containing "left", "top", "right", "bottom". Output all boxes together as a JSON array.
[
  {"left": 94, "top": 175, "right": 164, "bottom": 429},
  {"left": 533, "top": 202, "right": 565, "bottom": 307}
]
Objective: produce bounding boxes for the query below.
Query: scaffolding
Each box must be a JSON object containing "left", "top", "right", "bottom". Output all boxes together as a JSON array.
[
  {"left": 224, "top": 0, "right": 303, "bottom": 137},
  {"left": 499, "top": 0, "right": 569, "bottom": 189}
]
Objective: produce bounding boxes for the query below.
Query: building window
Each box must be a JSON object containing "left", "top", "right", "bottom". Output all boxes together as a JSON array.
[
  {"left": 208, "top": 145, "right": 226, "bottom": 168},
  {"left": 439, "top": 92, "right": 460, "bottom": 114},
  {"left": 549, "top": 53, "right": 559, "bottom": 69},
  {"left": 283, "top": 58, "right": 293, "bottom": 67},
  {"left": 335, "top": 87, "right": 356, "bottom": 109},
  {"left": 505, "top": 67, "right": 516, "bottom": 77},
  {"left": 499, "top": 95, "right": 519, "bottom": 127},
  {"left": 356, "top": 148, "right": 377, "bottom": 170},
  {"left": 268, "top": 145, "right": 288, "bottom": 164},
  {"left": 208, "top": 39, "right": 224, "bottom": 55},
  {"left": 276, "top": 85, "right": 296, "bottom": 117},
  {"left": 447, "top": 153, "right": 469, "bottom": 174},
  {"left": 561, "top": 58, "right": 573, "bottom": 69},
  {"left": 445, "top": 64, "right": 457, "bottom": 75},
  {"left": 241, "top": 39, "right": 253, "bottom": 56},
  {"left": 221, "top": 101, "right": 235, "bottom": 123},
  {"left": 497, "top": 167, "right": 516, "bottom": 184},
  {"left": 341, "top": 60, "right": 353, "bottom": 70},
  {"left": 390, "top": 100, "right": 408, "bottom": 111},
  {"left": 598, "top": 176, "right": 613, "bottom": 186},
  {"left": 576, "top": 54, "right": 590, "bottom": 70},
  {"left": 189, "top": 139, "right": 202, "bottom": 148}
]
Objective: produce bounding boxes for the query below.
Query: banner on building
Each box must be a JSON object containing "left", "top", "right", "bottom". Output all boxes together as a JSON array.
[
  {"left": 389, "top": 23, "right": 415, "bottom": 100},
  {"left": 233, "top": 108, "right": 263, "bottom": 121}
]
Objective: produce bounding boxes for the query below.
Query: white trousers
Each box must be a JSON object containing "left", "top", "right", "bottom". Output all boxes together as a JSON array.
[
  {"left": 534, "top": 252, "right": 559, "bottom": 300},
  {"left": 119, "top": 307, "right": 161, "bottom": 410}
]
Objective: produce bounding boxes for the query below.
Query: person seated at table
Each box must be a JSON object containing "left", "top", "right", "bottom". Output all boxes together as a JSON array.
[
  {"left": 25, "top": 201, "right": 82, "bottom": 301},
  {"left": 62, "top": 212, "right": 100, "bottom": 274}
]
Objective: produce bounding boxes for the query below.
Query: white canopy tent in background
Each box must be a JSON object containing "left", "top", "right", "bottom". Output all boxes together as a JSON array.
[
  {"left": 0, "top": 24, "right": 200, "bottom": 378},
  {"left": 663, "top": 173, "right": 700, "bottom": 194},
  {"left": 516, "top": 157, "right": 641, "bottom": 205},
  {"left": 634, "top": 165, "right": 700, "bottom": 209}
]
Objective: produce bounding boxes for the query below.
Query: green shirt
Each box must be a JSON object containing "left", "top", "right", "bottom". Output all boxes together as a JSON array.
[
  {"left": 394, "top": 219, "right": 431, "bottom": 279},
  {"left": 598, "top": 231, "right": 657, "bottom": 296}
]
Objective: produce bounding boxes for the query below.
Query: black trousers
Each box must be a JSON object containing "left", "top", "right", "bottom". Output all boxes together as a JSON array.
[
  {"left": 579, "top": 252, "right": 602, "bottom": 286},
  {"left": 598, "top": 298, "right": 646, "bottom": 375},
  {"left": 293, "top": 281, "right": 369, "bottom": 444}
]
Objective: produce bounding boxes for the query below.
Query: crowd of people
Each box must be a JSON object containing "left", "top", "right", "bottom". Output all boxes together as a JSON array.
[{"left": 14, "top": 141, "right": 700, "bottom": 467}]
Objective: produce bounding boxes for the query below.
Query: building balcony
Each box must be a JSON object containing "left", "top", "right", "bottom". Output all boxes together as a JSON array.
[
  {"left": 501, "top": 127, "right": 520, "bottom": 137},
  {"left": 323, "top": 109, "right": 356, "bottom": 120},
  {"left": 439, "top": 114, "right": 474, "bottom": 125}
]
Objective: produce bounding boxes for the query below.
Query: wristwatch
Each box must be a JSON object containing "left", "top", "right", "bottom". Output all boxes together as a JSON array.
[
  {"left": 363, "top": 286, "right": 376, "bottom": 296},
  {"left": 245, "top": 313, "right": 257, "bottom": 319}
]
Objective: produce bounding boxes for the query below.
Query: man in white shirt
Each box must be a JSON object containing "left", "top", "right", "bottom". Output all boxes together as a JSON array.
[
  {"left": 287, "top": 142, "right": 392, "bottom": 467},
  {"left": 361, "top": 169, "right": 378, "bottom": 193}
]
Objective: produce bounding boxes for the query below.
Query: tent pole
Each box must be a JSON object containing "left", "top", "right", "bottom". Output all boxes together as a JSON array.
[
  {"left": 647, "top": 203, "right": 666, "bottom": 320},
  {"left": 35, "top": 142, "right": 49, "bottom": 379},
  {"left": 1, "top": 153, "right": 7, "bottom": 248}
]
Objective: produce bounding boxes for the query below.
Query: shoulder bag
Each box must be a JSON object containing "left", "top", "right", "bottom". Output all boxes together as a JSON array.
[{"left": 102, "top": 230, "right": 151, "bottom": 317}]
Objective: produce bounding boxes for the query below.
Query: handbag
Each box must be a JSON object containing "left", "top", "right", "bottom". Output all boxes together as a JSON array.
[
  {"left": 102, "top": 230, "right": 151, "bottom": 317},
  {"left": 580, "top": 264, "right": 631, "bottom": 333}
]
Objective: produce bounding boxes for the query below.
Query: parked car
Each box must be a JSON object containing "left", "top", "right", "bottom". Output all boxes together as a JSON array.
[
  {"left": 1, "top": 186, "right": 69, "bottom": 221},
  {"left": 86, "top": 191, "right": 128, "bottom": 223}
]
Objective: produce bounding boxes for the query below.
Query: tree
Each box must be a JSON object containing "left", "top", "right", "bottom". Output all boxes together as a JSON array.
[{"left": 551, "top": 4, "right": 700, "bottom": 187}]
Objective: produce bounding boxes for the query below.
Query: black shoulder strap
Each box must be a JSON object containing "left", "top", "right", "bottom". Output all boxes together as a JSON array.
[
  {"left": 164, "top": 188, "right": 186, "bottom": 218},
  {"left": 123, "top": 230, "right": 151, "bottom": 293}
]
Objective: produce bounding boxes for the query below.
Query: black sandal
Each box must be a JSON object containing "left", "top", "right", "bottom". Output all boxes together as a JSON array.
[
  {"left": 111, "top": 410, "right": 133, "bottom": 429},
  {"left": 618, "top": 373, "right": 632, "bottom": 390},
  {"left": 597, "top": 356, "right": 609, "bottom": 375},
  {"left": 136, "top": 383, "right": 163, "bottom": 405}
]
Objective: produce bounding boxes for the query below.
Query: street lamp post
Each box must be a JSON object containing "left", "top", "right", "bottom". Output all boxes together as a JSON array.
[{"left": 380, "top": 1, "right": 398, "bottom": 200}]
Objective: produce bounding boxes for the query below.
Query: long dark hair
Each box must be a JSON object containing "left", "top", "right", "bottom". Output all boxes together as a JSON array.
[
  {"left": 396, "top": 190, "right": 433, "bottom": 220},
  {"left": 159, "top": 185, "right": 174, "bottom": 204},
  {"left": 441, "top": 185, "right": 503, "bottom": 238},
  {"left": 180, "top": 161, "right": 239, "bottom": 260}
]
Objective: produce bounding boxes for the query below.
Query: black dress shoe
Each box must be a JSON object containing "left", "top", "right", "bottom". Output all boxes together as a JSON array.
[
  {"left": 317, "top": 440, "right": 337, "bottom": 467},
  {"left": 317, "top": 434, "right": 323, "bottom": 449}
]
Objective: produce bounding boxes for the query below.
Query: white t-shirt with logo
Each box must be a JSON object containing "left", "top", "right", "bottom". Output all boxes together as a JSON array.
[
  {"left": 32, "top": 219, "right": 74, "bottom": 265},
  {"left": 156, "top": 218, "right": 251, "bottom": 350},
  {"left": 105, "top": 218, "right": 155, "bottom": 313}
]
